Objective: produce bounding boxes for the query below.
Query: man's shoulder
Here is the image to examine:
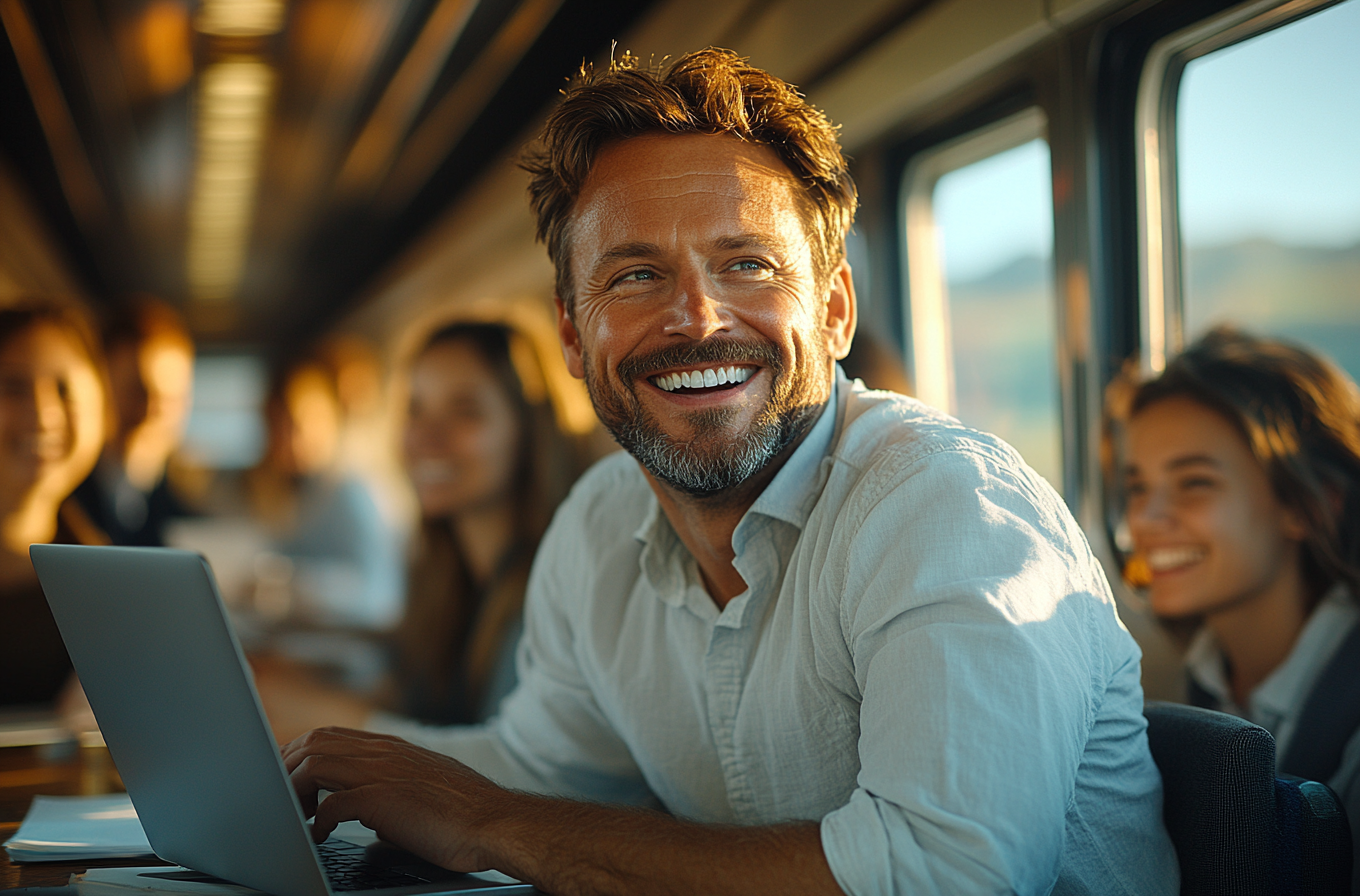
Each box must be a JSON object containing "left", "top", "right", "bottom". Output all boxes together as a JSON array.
[
  {"left": 547, "top": 449, "right": 653, "bottom": 540},
  {"left": 570, "top": 448, "right": 650, "bottom": 501},
  {"left": 834, "top": 387, "right": 1033, "bottom": 488},
  {"left": 821, "top": 386, "right": 1084, "bottom": 575}
]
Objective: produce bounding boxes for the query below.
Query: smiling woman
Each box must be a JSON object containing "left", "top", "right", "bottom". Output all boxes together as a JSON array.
[
  {"left": 0, "top": 300, "right": 108, "bottom": 707},
  {"left": 393, "top": 320, "right": 586, "bottom": 725},
  {"left": 1119, "top": 326, "right": 1360, "bottom": 875}
]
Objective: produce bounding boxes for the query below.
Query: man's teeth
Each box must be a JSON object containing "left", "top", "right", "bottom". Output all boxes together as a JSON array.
[
  {"left": 653, "top": 366, "right": 753, "bottom": 392},
  {"left": 1146, "top": 546, "right": 1207, "bottom": 572}
]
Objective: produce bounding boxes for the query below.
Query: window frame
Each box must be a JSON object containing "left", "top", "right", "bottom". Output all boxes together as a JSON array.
[
  {"left": 897, "top": 107, "right": 1052, "bottom": 418},
  {"left": 1134, "top": 0, "right": 1345, "bottom": 373}
]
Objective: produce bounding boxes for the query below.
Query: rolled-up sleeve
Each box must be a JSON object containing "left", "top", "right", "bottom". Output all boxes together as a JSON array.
[{"left": 819, "top": 444, "right": 1118, "bottom": 895}]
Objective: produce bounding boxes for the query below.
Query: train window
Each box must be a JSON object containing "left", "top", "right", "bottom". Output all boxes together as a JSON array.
[
  {"left": 182, "top": 354, "right": 267, "bottom": 469},
  {"left": 1138, "top": 0, "right": 1360, "bottom": 377},
  {"left": 901, "top": 109, "right": 1061, "bottom": 487},
  {"left": 1176, "top": 0, "right": 1360, "bottom": 379}
]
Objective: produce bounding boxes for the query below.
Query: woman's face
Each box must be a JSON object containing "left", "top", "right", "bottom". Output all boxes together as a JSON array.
[
  {"left": 1124, "top": 395, "right": 1306, "bottom": 620},
  {"left": 403, "top": 340, "right": 522, "bottom": 520},
  {"left": 0, "top": 322, "right": 105, "bottom": 511},
  {"left": 283, "top": 366, "right": 340, "bottom": 476}
]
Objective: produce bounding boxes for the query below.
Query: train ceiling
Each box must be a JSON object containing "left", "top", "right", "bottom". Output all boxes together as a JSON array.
[{"left": 0, "top": 0, "right": 655, "bottom": 351}]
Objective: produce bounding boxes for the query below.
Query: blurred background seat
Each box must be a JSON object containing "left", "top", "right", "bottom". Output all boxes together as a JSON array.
[{"left": 1144, "top": 701, "right": 1351, "bottom": 895}]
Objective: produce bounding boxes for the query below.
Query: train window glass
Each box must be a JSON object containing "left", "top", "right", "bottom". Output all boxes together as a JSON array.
[
  {"left": 183, "top": 354, "right": 267, "bottom": 469},
  {"left": 902, "top": 110, "right": 1061, "bottom": 487},
  {"left": 1176, "top": 0, "right": 1360, "bottom": 379}
]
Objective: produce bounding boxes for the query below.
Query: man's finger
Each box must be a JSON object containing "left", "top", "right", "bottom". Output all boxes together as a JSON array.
[
  {"left": 281, "top": 726, "right": 404, "bottom": 771},
  {"left": 281, "top": 727, "right": 359, "bottom": 773},
  {"left": 311, "top": 786, "right": 371, "bottom": 842},
  {"left": 289, "top": 752, "right": 361, "bottom": 802}
]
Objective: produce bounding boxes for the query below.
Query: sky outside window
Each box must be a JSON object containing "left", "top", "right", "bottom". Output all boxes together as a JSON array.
[
  {"left": 1176, "top": 0, "right": 1360, "bottom": 379},
  {"left": 930, "top": 138, "right": 1061, "bottom": 487}
]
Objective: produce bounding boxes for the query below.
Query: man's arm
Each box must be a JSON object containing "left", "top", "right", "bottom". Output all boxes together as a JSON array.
[{"left": 283, "top": 727, "right": 844, "bottom": 896}]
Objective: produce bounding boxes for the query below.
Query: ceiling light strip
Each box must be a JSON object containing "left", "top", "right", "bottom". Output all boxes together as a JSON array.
[{"left": 186, "top": 57, "right": 275, "bottom": 303}]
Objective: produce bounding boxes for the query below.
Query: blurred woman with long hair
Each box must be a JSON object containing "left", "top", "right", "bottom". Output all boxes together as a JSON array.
[
  {"left": 1120, "top": 327, "right": 1360, "bottom": 871},
  {"left": 394, "top": 320, "right": 582, "bottom": 723},
  {"left": 0, "top": 301, "right": 108, "bottom": 706},
  {"left": 258, "top": 318, "right": 586, "bottom": 735}
]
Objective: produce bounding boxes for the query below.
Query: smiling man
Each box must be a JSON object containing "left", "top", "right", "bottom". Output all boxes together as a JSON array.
[{"left": 284, "top": 50, "right": 1178, "bottom": 895}]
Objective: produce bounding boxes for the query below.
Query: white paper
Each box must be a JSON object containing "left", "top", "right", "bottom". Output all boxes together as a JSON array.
[
  {"left": 74, "top": 866, "right": 262, "bottom": 895},
  {"left": 3, "top": 794, "right": 154, "bottom": 862}
]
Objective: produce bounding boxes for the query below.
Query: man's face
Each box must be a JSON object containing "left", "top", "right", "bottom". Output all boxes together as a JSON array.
[{"left": 556, "top": 132, "right": 854, "bottom": 496}]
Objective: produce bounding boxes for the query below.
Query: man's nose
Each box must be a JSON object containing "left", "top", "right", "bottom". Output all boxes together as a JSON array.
[{"left": 663, "top": 271, "right": 730, "bottom": 341}]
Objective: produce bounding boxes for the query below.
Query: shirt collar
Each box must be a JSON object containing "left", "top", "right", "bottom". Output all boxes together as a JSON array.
[
  {"left": 741, "top": 369, "right": 843, "bottom": 531},
  {"left": 1185, "top": 627, "right": 1235, "bottom": 711},
  {"left": 1252, "top": 584, "right": 1356, "bottom": 723},
  {"left": 632, "top": 368, "right": 846, "bottom": 605},
  {"left": 1185, "top": 584, "right": 1357, "bottom": 723}
]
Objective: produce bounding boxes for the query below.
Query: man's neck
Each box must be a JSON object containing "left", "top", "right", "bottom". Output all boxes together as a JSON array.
[{"left": 643, "top": 406, "right": 824, "bottom": 609}]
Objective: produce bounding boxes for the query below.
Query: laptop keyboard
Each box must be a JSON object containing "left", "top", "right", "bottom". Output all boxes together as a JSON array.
[{"left": 317, "top": 837, "right": 432, "bottom": 891}]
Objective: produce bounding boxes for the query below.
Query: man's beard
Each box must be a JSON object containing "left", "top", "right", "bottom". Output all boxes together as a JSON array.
[{"left": 584, "top": 337, "right": 828, "bottom": 497}]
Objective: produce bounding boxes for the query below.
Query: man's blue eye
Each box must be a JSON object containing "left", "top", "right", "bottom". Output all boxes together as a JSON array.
[{"left": 619, "top": 270, "right": 656, "bottom": 283}]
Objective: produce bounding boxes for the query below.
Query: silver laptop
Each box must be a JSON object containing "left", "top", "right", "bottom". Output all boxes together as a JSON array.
[{"left": 30, "top": 543, "right": 534, "bottom": 896}]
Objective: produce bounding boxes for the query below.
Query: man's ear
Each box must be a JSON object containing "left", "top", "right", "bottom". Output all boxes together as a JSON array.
[
  {"left": 824, "top": 258, "right": 857, "bottom": 361},
  {"left": 555, "top": 295, "right": 586, "bottom": 379}
]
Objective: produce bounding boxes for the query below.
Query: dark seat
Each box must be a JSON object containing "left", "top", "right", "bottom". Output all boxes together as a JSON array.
[{"left": 1144, "top": 701, "right": 1352, "bottom": 895}]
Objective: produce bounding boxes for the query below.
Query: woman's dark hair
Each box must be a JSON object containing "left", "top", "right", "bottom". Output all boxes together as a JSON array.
[
  {"left": 0, "top": 301, "right": 104, "bottom": 368},
  {"left": 1128, "top": 326, "right": 1360, "bottom": 600},
  {"left": 396, "top": 320, "right": 582, "bottom": 723}
]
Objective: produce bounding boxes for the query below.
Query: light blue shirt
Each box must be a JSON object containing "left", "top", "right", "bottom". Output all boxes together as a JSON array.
[{"left": 373, "top": 373, "right": 1178, "bottom": 895}]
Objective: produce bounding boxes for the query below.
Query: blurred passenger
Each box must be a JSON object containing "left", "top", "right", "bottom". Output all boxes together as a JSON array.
[
  {"left": 258, "top": 320, "right": 586, "bottom": 736},
  {"left": 1120, "top": 327, "right": 1360, "bottom": 845},
  {"left": 247, "top": 357, "right": 403, "bottom": 630},
  {"left": 394, "top": 320, "right": 583, "bottom": 723},
  {"left": 312, "top": 333, "right": 413, "bottom": 547},
  {"left": 72, "top": 296, "right": 195, "bottom": 546},
  {"left": 0, "top": 302, "right": 108, "bottom": 707}
]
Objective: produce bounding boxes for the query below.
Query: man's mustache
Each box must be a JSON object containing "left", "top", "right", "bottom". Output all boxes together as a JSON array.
[{"left": 616, "top": 338, "right": 782, "bottom": 383}]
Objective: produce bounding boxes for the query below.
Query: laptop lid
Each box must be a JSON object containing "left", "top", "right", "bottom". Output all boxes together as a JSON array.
[{"left": 31, "top": 543, "right": 337, "bottom": 896}]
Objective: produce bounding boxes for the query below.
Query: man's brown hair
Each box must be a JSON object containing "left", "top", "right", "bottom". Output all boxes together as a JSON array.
[{"left": 523, "top": 48, "right": 857, "bottom": 312}]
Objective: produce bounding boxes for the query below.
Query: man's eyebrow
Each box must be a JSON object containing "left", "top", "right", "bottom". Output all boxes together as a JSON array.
[
  {"left": 711, "top": 233, "right": 792, "bottom": 253},
  {"left": 595, "top": 241, "right": 665, "bottom": 268},
  {"left": 590, "top": 233, "right": 794, "bottom": 274}
]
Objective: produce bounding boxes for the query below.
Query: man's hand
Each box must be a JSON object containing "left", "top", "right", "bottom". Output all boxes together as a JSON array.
[
  {"left": 282, "top": 727, "right": 518, "bottom": 873},
  {"left": 282, "top": 727, "right": 846, "bottom": 896}
]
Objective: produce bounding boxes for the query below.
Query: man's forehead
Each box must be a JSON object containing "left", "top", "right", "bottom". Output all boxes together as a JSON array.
[{"left": 577, "top": 133, "right": 802, "bottom": 211}]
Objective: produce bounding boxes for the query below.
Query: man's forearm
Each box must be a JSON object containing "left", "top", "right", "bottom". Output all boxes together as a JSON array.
[
  {"left": 288, "top": 728, "right": 845, "bottom": 895},
  {"left": 485, "top": 792, "right": 844, "bottom": 896}
]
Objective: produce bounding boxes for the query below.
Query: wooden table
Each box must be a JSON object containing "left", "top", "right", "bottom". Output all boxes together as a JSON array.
[
  {"left": 2, "top": 745, "right": 542, "bottom": 894},
  {"left": 1, "top": 744, "right": 170, "bottom": 890}
]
